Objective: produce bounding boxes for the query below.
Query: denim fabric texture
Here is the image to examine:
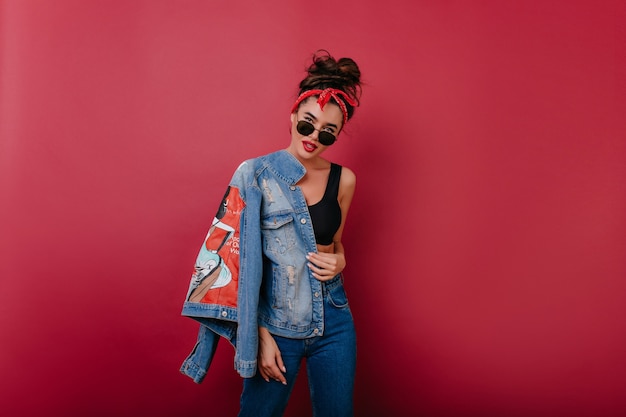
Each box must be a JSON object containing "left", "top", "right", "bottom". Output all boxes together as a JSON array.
[
  {"left": 238, "top": 275, "right": 356, "bottom": 417},
  {"left": 179, "top": 323, "right": 220, "bottom": 384},
  {"left": 181, "top": 150, "right": 341, "bottom": 379}
]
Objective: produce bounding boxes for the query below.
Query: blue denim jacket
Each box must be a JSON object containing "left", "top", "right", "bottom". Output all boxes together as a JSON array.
[{"left": 181, "top": 150, "right": 333, "bottom": 381}]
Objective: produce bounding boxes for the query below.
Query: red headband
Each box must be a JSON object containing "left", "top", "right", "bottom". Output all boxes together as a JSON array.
[{"left": 291, "top": 88, "right": 358, "bottom": 126}]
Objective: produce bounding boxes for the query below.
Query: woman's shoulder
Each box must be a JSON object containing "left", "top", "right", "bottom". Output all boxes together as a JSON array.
[
  {"left": 231, "top": 155, "right": 265, "bottom": 185},
  {"left": 337, "top": 164, "right": 356, "bottom": 189},
  {"left": 336, "top": 163, "right": 355, "bottom": 180}
]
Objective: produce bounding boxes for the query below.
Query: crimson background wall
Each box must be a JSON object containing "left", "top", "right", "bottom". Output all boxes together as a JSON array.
[{"left": 1, "top": 1, "right": 625, "bottom": 416}]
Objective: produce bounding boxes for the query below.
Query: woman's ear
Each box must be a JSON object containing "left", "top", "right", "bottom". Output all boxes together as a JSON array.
[{"left": 290, "top": 112, "right": 296, "bottom": 124}]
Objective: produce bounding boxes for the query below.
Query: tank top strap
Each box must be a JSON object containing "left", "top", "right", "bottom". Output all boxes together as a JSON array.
[{"left": 327, "top": 163, "right": 342, "bottom": 200}]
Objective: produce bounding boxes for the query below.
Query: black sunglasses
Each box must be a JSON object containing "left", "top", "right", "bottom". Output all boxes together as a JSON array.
[{"left": 296, "top": 120, "right": 337, "bottom": 146}]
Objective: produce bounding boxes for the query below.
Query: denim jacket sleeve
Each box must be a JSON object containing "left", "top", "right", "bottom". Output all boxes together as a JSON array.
[{"left": 180, "top": 159, "right": 263, "bottom": 380}]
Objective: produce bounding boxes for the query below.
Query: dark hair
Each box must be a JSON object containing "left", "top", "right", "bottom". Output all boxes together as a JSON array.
[{"left": 297, "top": 50, "right": 362, "bottom": 121}]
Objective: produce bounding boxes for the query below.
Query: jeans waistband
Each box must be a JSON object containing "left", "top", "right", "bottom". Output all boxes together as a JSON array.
[{"left": 321, "top": 274, "right": 343, "bottom": 295}]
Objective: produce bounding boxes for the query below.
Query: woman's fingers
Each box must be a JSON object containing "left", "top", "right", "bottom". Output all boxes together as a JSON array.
[
  {"left": 306, "top": 253, "right": 340, "bottom": 279},
  {"left": 270, "top": 350, "right": 287, "bottom": 385},
  {"left": 257, "top": 330, "right": 287, "bottom": 385},
  {"left": 259, "top": 362, "right": 286, "bottom": 384}
]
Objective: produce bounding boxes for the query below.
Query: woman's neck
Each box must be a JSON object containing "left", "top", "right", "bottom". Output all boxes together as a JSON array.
[{"left": 285, "top": 147, "right": 329, "bottom": 171}]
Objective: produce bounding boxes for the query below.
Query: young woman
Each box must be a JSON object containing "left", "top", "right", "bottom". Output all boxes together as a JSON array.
[{"left": 181, "top": 50, "right": 362, "bottom": 417}]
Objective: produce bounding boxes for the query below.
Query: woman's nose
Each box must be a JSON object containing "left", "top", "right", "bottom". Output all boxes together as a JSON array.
[{"left": 307, "top": 127, "right": 320, "bottom": 140}]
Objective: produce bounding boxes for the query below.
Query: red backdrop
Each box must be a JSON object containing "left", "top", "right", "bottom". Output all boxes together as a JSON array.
[{"left": 1, "top": 1, "right": 625, "bottom": 416}]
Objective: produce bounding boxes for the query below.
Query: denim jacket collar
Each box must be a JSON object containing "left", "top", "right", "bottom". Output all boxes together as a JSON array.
[{"left": 261, "top": 150, "right": 306, "bottom": 185}]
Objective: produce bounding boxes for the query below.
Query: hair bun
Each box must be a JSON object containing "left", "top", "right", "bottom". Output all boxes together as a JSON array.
[
  {"left": 336, "top": 57, "right": 361, "bottom": 86},
  {"left": 297, "top": 50, "right": 362, "bottom": 118}
]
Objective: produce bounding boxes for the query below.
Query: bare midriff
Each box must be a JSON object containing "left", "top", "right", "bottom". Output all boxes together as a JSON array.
[{"left": 316, "top": 242, "right": 334, "bottom": 254}]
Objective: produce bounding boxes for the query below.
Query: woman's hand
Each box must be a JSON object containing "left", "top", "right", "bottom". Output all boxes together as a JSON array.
[
  {"left": 306, "top": 251, "right": 345, "bottom": 281},
  {"left": 257, "top": 327, "right": 287, "bottom": 385}
]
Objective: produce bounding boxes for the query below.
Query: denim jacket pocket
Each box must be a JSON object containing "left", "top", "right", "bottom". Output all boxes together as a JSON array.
[{"left": 261, "top": 212, "right": 297, "bottom": 256}]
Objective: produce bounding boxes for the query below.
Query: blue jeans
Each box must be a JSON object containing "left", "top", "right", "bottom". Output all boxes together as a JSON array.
[{"left": 238, "top": 277, "right": 356, "bottom": 417}]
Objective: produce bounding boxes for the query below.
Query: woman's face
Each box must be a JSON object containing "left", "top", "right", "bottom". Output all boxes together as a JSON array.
[{"left": 287, "top": 97, "right": 344, "bottom": 161}]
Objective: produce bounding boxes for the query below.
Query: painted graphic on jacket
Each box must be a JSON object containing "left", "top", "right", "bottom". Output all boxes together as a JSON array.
[{"left": 186, "top": 186, "right": 244, "bottom": 307}]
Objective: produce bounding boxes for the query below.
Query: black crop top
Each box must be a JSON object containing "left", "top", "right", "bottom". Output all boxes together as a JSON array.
[{"left": 308, "top": 163, "right": 342, "bottom": 245}]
